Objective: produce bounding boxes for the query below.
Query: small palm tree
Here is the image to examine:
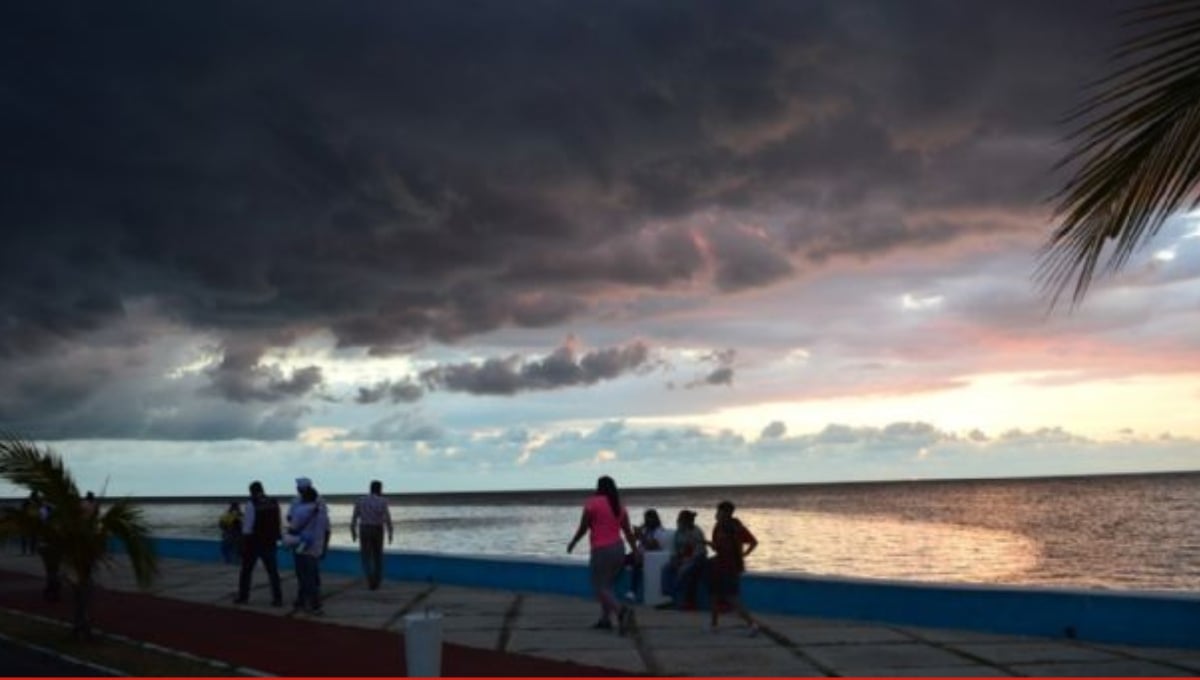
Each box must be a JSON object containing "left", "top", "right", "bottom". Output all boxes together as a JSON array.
[
  {"left": 1041, "top": 0, "right": 1200, "bottom": 306},
  {"left": 0, "top": 437, "right": 157, "bottom": 638}
]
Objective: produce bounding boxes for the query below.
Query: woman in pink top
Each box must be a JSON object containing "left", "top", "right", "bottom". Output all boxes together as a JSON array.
[{"left": 567, "top": 476, "right": 637, "bottom": 633}]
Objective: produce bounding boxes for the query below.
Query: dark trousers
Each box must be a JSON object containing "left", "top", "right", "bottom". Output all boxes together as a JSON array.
[
  {"left": 220, "top": 534, "right": 241, "bottom": 564},
  {"left": 663, "top": 556, "right": 705, "bottom": 606},
  {"left": 39, "top": 546, "right": 61, "bottom": 602},
  {"left": 294, "top": 553, "right": 321, "bottom": 610},
  {"left": 359, "top": 525, "right": 385, "bottom": 589},
  {"left": 624, "top": 552, "right": 644, "bottom": 598},
  {"left": 238, "top": 541, "right": 282, "bottom": 603}
]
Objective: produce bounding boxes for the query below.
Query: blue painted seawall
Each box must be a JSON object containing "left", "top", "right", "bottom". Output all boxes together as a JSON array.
[{"left": 150, "top": 537, "right": 1200, "bottom": 649}]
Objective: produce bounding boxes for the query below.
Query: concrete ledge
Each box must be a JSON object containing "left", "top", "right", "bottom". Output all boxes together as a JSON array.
[
  {"left": 145, "top": 537, "right": 1200, "bottom": 650},
  {"left": 741, "top": 572, "right": 1200, "bottom": 650}
]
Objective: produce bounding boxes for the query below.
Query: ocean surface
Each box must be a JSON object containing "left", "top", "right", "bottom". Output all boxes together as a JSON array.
[{"left": 139, "top": 472, "right": 1200, "bottom": 592}]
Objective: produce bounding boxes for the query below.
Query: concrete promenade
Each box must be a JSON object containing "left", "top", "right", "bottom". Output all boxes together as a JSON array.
[{"left": 2, "top": 552, "right": 1199, "bottom": 677}]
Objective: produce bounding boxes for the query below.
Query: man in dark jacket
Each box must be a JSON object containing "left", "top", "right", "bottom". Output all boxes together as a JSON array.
[{"left": 234, "top": 481, "right": 283, "bottom": 606}]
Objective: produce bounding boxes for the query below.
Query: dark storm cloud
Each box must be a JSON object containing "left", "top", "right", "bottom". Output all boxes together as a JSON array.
[
  {"left": 0, "top": 351, "right": 310, "bottom": 441},
  {"left": 355, "top": 381, "right": 424, "bottom": 405},
  {"left": 684, "top": 347, "right": 736, "bottom": 389},
  {"left": 700, "top": 366, "right": 734, "bottom": 387},
  {"left": 420, "top": 341, "right": 651, "bottom": 396},
  {"left": 203, "top": 342, "right": 325, "bottom": 403},
  {"left": 502, "top": 226, "right": 705, "bottom": 289},
  {"left": 708, "top": 226, "right": 794, "bottom": 292},
  {"left": 0, "top": 1, "right": 1121, "bottom": 371}
]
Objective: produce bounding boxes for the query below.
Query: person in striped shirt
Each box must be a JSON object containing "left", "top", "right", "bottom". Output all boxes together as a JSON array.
[{"left": 350, "top": 480, "right": 394, "bottom": 590}]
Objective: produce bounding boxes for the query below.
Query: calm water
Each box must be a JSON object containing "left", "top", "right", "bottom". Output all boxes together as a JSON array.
[{"left": 141, "top": 473, "right": 1200, "bottom": 592}]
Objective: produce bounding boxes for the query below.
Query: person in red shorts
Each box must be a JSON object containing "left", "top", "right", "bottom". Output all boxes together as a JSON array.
[{"left": 707, "top": 500, "right": 761, "bottom": 635}]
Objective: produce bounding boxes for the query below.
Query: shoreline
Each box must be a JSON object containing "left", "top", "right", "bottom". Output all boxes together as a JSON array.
[{"left": 8, "top": 467, "right": 1197, "bottom": 505}]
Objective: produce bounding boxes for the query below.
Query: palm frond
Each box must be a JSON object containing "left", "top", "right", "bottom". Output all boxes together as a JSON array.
[
  {"left": 1041, "top": 0, "right": 1200, "bottom": 307},
  {"left": 0, "top": 436, "right": 79, "bottom": 504},
  {"left": 0, "top": 435, "right": 158, "bottom": 589},
  {"left": 100, "top": 500, "right": 159, "bottom": 588}
]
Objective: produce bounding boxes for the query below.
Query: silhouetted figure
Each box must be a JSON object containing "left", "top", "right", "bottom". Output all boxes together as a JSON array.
[
  {"left": 235, "top": 481, "right": 283, "bottom": 606},
  {"left": 659, "top": 509, "right": 707, "bottom": 610},
  {"left": 80, "top": 491, "right": 98, "bottom": 519},
  {"left": 624, "top": 508, "right": 667, "bottom": 601},
  {"left": 19, "top": 492, "right": 39, "bottom": 555},
  {"left": 708, "top": 500, "right": 760, "bottom": 635},
  {"left": 36, "top": 497, "right": 60, "bottom": 602},
  {"left": 351, "top": 480, "right": 393, "bottom": 590},
  {"left": 567, "top": 476, "right": 637, "bottom": 634},
  {"left": 218, "top": 502, "right": 243, "bottom": 564}
]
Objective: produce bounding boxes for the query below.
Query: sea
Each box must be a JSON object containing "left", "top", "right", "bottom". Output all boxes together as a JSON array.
[{"left": 137, "top": 472, "right": 1200, "bottom": 593}]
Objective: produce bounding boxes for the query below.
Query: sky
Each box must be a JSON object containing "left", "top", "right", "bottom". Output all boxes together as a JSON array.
[{"left": 1, "top": 1, "right": 1198, "bottom": 497}]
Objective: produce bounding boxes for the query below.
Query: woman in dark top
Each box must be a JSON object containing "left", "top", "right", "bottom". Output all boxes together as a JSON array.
[{"left": 708, "top": 500, "right": 760, "bottom": 635}]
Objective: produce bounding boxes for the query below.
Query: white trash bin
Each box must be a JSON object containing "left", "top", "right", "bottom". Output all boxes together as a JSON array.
[
  {"left": 404, "top": 610, "right": 443, "bottom": 677},
  {"left": 642, "top": 549, "right": 672, "bottom": 607}
]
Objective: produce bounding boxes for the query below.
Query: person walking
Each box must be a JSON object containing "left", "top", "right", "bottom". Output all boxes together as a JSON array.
[
  {"left": 36, "top": 496, "right": 60, "bottom": 602},
  {"left": 234, "top": 481, "right": 283, "bottom": 607},
  {"left": 708, "top": 500, "right": 760, "bottom": 635},
  {"left": 567, "top": 476, "right": 637, "bottom": 634},
  {"left": 19, "top": 492, "right": 39, "bottom": 556},
  {"left": 350, "top": 480, "right": 393, "bottom": 590},
  {"left": 286, "top": 484, "right": 329, "bottom": 614},
  {"left": 80, "top": 491, "right": 98, "bottom": 519}
]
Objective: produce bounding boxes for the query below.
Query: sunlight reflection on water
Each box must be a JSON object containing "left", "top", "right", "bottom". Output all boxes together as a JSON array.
[
  {"left": 747, "top": 509, "right": 1039, "bottom": 583},
  {"left": 147, "top": 503, "right": 1041, "bottom": 586},
  {"left": 140, "top": 473, "right": 1200, "bottom": 591}
]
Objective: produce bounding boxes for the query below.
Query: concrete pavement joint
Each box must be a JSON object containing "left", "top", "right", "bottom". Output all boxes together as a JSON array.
[
  {"left": 1069, "top": 638, "right": 1200, "bottom": 676},
  {"left": 496, "top": 593, "right": 524, "bottom": 652},
  {"left": 209, "top": 569, "right": 295, "bottom": 605},
  {"left": 381, "top": 582, "right": 438, "bottom": 630},
  {"left": 314, "top": 577, "right": 362, "bottom": 602},
  {"left": 626, "top": 607, "right": 663, "bottom": 676},
  {"left": 282, "top": 577, "right": 360, "bottom": 619},
  {"left": 756, "top": 621, "right": 840, "bottom": 676},
  {"left": 884, "top": 625, "right": 1017, "bottom": 676}
]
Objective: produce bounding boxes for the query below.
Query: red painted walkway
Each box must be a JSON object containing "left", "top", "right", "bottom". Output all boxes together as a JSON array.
[{"left": 0, "top": 569, "right": 628, "bottom": 677}]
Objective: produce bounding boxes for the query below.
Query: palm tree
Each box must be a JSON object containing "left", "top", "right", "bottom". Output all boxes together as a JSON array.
[
  {"left": 1041, "top": 0, "right": 1200, "bottom": 306},
  {"left": 0, "top": 437, "right": 158, "bottom": 638}
]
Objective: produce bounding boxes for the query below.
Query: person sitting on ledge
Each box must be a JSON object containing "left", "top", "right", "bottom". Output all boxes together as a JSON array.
[
  {"left": 658, "top": 509, "right": 707, "bottom": 610},
  {"left": 624, "top": 508, "right": 668, "bottom": 601}
]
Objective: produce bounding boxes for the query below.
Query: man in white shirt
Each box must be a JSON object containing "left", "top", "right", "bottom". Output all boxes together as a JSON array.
[{"left": 351, "top": 480, "right": 394, "bottom": 590}]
